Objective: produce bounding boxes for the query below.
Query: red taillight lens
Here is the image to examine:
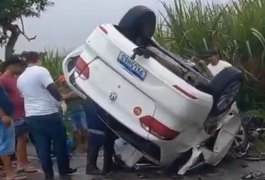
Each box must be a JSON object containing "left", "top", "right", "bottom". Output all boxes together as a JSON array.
[
  {"left": 139, "top": 115, "right": 180, "bottom": 140},
  {"left": 75, "top": 56, "right": 89, "bottom": 79}
]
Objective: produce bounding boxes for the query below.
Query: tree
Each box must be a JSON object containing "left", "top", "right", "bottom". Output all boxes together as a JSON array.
[{"left": 0, "top": 0, "right": 54, "bottom": 59}]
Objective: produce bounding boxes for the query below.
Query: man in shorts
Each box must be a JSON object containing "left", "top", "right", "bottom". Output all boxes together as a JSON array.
[
  {"left": 0, "top": 55, "right": 37, "bottom": 174},
  {"left": 0, "top": 83, "right": 27, "bottom": 180},
  {"left": 58, "top": 76, "right": 88, "bottom": 153}
]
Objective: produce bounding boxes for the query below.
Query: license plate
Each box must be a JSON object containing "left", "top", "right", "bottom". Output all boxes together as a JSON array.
[{"left": 117, "top": 52, "right": 147, "bottom": 81}]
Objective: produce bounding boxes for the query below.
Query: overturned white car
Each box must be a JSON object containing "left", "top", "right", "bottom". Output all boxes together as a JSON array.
[{"left": 62, "top": 6, "right": 248, "bottom": 175}]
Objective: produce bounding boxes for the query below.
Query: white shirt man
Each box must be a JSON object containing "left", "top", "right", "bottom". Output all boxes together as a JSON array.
[
  {"left": 17, "top": 65, "right": 60, "bottom": 117},
  {"left": 207, "top": 60, "right": 232, "bottom": 76},
  {"left": 16, "top": 51, "right": 76, "bottom": 178},
  {"left": 205, "top": 52, "right": 238, "bottom": 113}
]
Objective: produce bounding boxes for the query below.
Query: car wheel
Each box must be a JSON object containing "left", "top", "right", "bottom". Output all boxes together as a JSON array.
[
  {"left": 118, "top": 6, "right": 156, "bottom": 43},
  {"left": 209, "top": 67, "right": 243, "bottom": 115},
  {"left": 231, "top": 125, "right": 249, "bottom": 158}
]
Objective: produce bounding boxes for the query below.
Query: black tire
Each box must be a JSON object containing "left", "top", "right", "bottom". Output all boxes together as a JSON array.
[
  {"left": 209, "top": 67, "right": 243, "bottom": 115},
  {"left": 118, "top": 6, "right": 156, "bottom": 40},
  {"left": 231, "top": 124, "right": 249, "bottom": 158}
]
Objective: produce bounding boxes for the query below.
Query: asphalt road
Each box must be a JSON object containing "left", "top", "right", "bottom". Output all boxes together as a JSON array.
[{"left": 27, "top": 153, "right": 265, "bottom": 180}]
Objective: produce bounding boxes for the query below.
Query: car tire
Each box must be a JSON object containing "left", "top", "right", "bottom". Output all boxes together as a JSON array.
[
  {"left": 231, "top": 124, "right": 249, "bottom": 158},
  {"left": 118, "top": 6, "right": 156, "bottom": 40},
  {"left": 209, "top": 67, "right": 243, "bottom": 115}
]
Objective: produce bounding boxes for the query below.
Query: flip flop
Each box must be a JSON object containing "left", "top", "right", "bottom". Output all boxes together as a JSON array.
[
  {"left": 17, "top": 166, "right": 38, "bottom": 173},
  {"left": 5, "top": 174, "right": 27, "bottom": 180}
]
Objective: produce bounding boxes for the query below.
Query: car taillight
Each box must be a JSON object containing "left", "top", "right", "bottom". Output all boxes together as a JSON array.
[
  {"left": 139, "top": 115, "right": 180, "bottom": 140},
  {"left": 75, "top": 56, "right": 89, "bottom": 79}
]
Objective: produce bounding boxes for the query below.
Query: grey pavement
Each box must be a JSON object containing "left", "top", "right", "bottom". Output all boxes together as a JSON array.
[{"left": 26, "top": 144, "right": 265, "bottom": 180}]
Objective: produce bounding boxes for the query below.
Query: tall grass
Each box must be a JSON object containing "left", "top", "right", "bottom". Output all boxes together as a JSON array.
[
  {"left": 41, "top": 50, "right": 64, "bottom": 80},
  {"left": 156, "top": 0, "right": 265, "bottom": 115}
]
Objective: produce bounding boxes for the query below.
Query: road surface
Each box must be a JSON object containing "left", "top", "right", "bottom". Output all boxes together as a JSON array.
[{"left": 27, "top": 150, "right": 265, "bottom": 180}]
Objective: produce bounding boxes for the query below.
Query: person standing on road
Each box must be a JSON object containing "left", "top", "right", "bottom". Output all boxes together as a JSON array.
[
  {"left": 17, "top": 51, "right": 77, "bottom": 179},
  {"left": 0, "top": 55, "right": 37, "bottom": 174},
  {"left": 58, "top": 76, "right": 88, "bottom": 154},
  {"left": 0, "top": 82, "right": 27, "bottom": 180},
  {"left": 84, "top": 99, "right": 105, "bottom": 175},
  {"left": 84, "top": 99, "right": 118, "bottom": 175}
]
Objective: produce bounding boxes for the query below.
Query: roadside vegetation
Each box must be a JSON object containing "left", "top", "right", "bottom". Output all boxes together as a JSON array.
[
  {"left": 41, "top": 50, "right": 64, "bottom": 81},
  {"left": 155, "top": 0, "right": 265, "bottom": 119}
]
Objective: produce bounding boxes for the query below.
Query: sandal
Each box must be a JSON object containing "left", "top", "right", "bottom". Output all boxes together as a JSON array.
[
  {"left": 17, "top": 166, "right": 38, "bottom": 173},
  {"left": 6, "top": 174, "right": 27, "bottom": 180}
]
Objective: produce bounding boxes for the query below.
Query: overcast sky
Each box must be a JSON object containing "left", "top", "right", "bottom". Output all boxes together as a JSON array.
[{"left": 0, "top": 0, "right": 229, "bottom": 59}]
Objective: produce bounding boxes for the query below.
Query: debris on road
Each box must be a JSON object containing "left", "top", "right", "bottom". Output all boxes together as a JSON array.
[
  {"left": 137, "top": 174, "right": 147, "bottom": 179},
  {"left": 242, "top": 171, "right": 265, "bottom": 179},
  {"left": 233, "top": 114, "right": 265, "bottom": 161},
  {"left": 241, "top": 162, "right": 248, "bottom": 168}
]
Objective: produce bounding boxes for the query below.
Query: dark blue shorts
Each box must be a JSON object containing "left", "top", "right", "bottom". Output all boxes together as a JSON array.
[
  {"left": 14, "top": 120, "right": 28, "bottom": 137},
  {"left": 70, "top": 110, "right": 87, "bottom": 131}
]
